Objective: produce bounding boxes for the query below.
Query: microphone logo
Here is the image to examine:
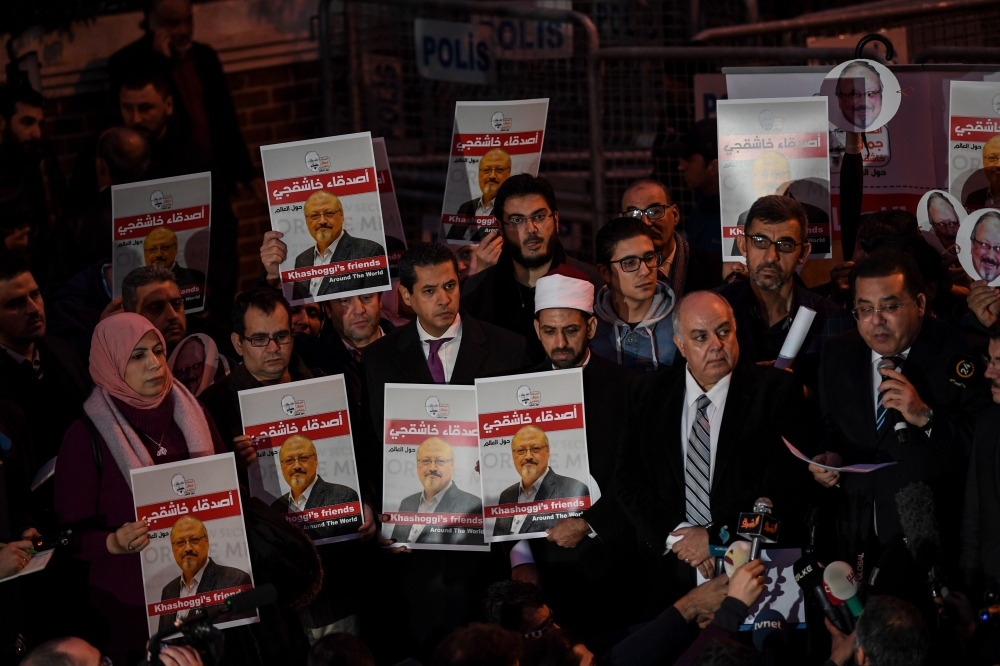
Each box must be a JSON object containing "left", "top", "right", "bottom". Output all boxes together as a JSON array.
[{"left": 956, "top": 359, "right": 975, "bottom": 379}]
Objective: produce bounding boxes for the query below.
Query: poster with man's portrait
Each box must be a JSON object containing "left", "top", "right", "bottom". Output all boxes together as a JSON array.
[
  {"left": 820, "top": 59, "right": 901, "bottom": 133},
  {"left": 957, "top": 208, "right": 1000, "bottom": 286},
  {"left": 260, "top": 132, "right": 391, "bottom": 305},
  {"left": 717, "top": 97, "right": 832, "bottom": 262},
  {"left": 239, "top": 376, "right": 365, "bottom": 545},
  {"left": 948, "top": 80, "right": 1000, "bottom": 211},
  {"left": 131, "top": 453, "right": 257, "bottom": 636},
  {"left": 916, "top": 189, "right": 967, "bottom": 254},
  {"left": 440, "top": 98, "right": 549, "bottom": 243},
  {"left": 112, "top": 172, "right": 211, "bottom": 312},
  {"left": 381, "top": 384, "right": 487, "bottom": 551},
  {"left": 475, "top": 368, "right": 592, "bottom": 544}
]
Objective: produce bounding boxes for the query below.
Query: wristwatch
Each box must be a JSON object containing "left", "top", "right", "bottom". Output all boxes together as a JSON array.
[{"left": 919, "top": 407, "right": 934, "bottom": 431}]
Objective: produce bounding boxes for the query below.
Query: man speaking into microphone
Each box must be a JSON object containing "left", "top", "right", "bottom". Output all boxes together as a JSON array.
[{"left": 810, "top": 249, "right": 989, "bottom": 575}]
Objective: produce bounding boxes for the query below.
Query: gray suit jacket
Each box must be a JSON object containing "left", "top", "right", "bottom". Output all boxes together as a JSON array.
[
  {"left": 271, "top": 476, "right": 361, "bottom": 540},
  {"left": 291, "top": 231, "right": 388, "bottom": 300},
  {"left": 492, "top": 469, "right": 590, "bottom": 537},
  {"left": 389, "top": 482, "right": 484, "bottom": 546},
  {"left": 157, "top": 559, "right": 254, "bottom": 631},
  {"left": 446, "top": 198, "right": 493, "bottom": 242}
]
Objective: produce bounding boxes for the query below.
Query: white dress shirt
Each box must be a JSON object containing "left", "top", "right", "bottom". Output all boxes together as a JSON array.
[
  {"left": 416, "top": 314, "right": 463, "bottom": 382},
  {"left": 407, "top": 480, "right": 452, "bottom": 543},
  {"left": 509, "top": 467, "right": 550, "bottom": 535},
  {"left": 309, "top": 231, "right": 345, "bottom": 297},
  {"left": 475, "top": 198, "right": 495, "bottom": 217},
  {"left": 288, "top": 476, "right": 319, "bottom": 513},
  {"left": 176, "top": 560, "right": 210, "bottom": 620}
]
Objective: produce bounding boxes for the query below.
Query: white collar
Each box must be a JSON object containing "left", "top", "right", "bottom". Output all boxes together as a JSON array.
[
  {"left": 869, "top": 348, "right": 911, "bottom": 365},
  {"left": 684, "top": 366, "right": 733, "bottom": 407},
  {"left": 183, "top": 559, "right": 210, "bottom": 589},
  {"left": 422, "top": 480, "right": 453, "bottom": 506},
  {"left": 417, "top": 314, "right": 462, "bottom": 342}
]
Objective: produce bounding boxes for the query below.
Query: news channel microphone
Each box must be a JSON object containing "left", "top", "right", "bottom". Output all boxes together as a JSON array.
[
  {"left": 946, "top": 352, "right": 986, "bottom": 389},
  {"left": 752, "top": 608, "right": 789, "bottom": 666},
  {"left": 737, "top": 497, "right": 780, "bottom": 560},
  {"left": 824, "top": 561, "right": 864, "bottom": 620},
  {"left": 709, "top": 545, "right": 728, "bottom": 577},
  {"left": 793, "top": 558, "right": 852, "bottom": 635},
  {"left": 896, "top": 482, "right": 949, "bottom": 601},
  {"left": 877, "top": 357, "right": 911, "bottom": 443}
]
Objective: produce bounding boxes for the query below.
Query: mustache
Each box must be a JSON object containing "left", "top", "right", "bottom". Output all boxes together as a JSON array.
[
  {"left": 291, "top": 467, "right": 308, "bottom": 476},
  {"left": 981, "top": 257, "right": 1000, "bottom": 266},
  {"left": 424, "top": 470, "right": 443, "bottom": 478},
  {"left": 521, "top": 458, "right": 540, "bottom": 467},
  {"left": 182, "top": 549, "right": 199, "bottom": 558}
]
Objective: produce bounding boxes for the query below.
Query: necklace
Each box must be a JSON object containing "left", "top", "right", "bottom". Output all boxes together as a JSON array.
[{"left": 135, "top": 426, "right": 169, "bottom": 457}]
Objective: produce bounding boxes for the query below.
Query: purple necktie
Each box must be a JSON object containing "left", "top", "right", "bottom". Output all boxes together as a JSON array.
[{"left": 426, "top": 338, "right": 454, "bottom": 384}]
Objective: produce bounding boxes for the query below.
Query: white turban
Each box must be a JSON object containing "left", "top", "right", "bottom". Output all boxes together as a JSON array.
[{"left": 534, "top": 272, "right": 594, "bottom": 315}]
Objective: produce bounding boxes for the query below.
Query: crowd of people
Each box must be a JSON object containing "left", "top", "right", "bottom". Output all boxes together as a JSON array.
[{"left": 2, "top": 2, "right": 1000, "bottom": 666}]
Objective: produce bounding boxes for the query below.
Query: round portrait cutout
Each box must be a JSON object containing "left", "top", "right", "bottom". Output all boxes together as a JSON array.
[
  {"left": 821, "top": 59, "right": 901, "bottom": 133},
  {"left": 957, "top": 208, "right": 1000, "bottom": 285},
  {"left": 915, "top": 189, "right": 966, "bottom": 253}
]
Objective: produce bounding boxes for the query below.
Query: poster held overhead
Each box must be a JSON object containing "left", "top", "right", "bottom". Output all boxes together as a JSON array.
[
  {"left": 948, "top": 81, "right": 1000, "bottom": 211},
  {"left": 820, "top": 59, "right": 901, "bottom": 133},
  {"left": 957, "top": 208, "right": 1000, "bottom": 286},
  {"left": 916, "top": 189, "right": 966, "bottom": 254},
  {"left": 260, "top": 132, "right": 391, "bottom": 305},
  {"left": 112, "top": 172, "right": 212, "bottom": 312}
]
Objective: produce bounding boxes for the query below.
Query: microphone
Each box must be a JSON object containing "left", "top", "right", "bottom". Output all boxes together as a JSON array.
[
  {"left": 752, "top": 609, "right": 788, "bottom": 666},
  {"left": 946, "top": 352, "right": 986, "bottom": 389},
  {"left": 793, "top": 558, "right": 852, "bottom": 634},
  {"left": 877, "top": 358, "right": 911, "bottom": 443},
  {"left": 896, "top": 482, "right": 948, "bottom": 601},
  {"left": 737, "top": 497, "right": 780, "bottom": 560},
  {"left": 824, "top": 561, "right": 864, "bottom": 622}
]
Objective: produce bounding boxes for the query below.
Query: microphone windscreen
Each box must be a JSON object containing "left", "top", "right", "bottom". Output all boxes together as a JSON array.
[
  {"left": 793, "top": 558, "right": 825, "bottom": 591},
  {"left": 895, "top": 482, "right": 940, "bottom": 559},
  {"left": 823, "top": 561, "right": 859, "bottom": 601},
  {"left": 225, "top": 584, "right": 277, "bottom": 615},
  {"left": 752, "top": 608, "right": 787, "bottom": 652},
  {"left": 723, "top": 540, "right": 752, "bottom": 577}
]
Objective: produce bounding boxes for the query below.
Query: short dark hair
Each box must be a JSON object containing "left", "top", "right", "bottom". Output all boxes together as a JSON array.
[
  {"left": 595, "top": 216, "right": 654, "bottom": 265},
  {"left": 691, "top": 638, "right": 763, "bottom": 666},
  {"left": 307, "top": 632, "right": 374, "bottom": 666},
  {"left": 493, "top": 174, "right": 558, "bottom": 224},
  {"left": 857, "top": 209, "right": 920, "bottom": 254},
  {"left": 0, "top": 250, "right": 32, "bottom": 283},
  {"left": 119, "top": 64, "right": 173, "bottom": 100},
  {"left": 485, "top": 580, "right": 545, "bottom": 631},
  {"left": 22, "top": 638, "right": 77, "bottom": 666},
  {"left": 97, "top": 127, "right": 150, "bottom": 184},
  {"left": 0, "top": 84, "right": 44, "bottom": 121},
  {"left": 745, "top": 195, "right": 808, "bottom": 239},
  {"left": 397, "top": 243, "right": 459, "bottom": 291},
  {"left": 855, "top": 596, "right": 928, "bottom": 666},
  {"left": 231, "top": 288, "right": 292, "bottom": 338},
  {"left": 122, "top": 265, "right": 176, "bottom": 312},
  {"left": 431, "top": 624, "right": 522, "bottom": 666},
  {"left": 622, "top": 178, "right": 673, "bottom": 206},
  {"left": 850, "top": 248, "right": 925, "bottom": 300}
]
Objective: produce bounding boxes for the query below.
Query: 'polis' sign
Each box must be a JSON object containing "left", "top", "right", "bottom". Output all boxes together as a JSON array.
[{"left": 413, "top": 19, "right": 495, "bottom": 85}]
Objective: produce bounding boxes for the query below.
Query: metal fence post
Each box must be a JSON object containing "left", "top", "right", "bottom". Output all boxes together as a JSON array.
[{"left": 319, "top": 0, "right": 334, "bottom": 136}]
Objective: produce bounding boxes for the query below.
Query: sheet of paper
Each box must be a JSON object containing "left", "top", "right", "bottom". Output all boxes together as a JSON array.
[
  {"left": 0, "top": 548, "right": 53, "bottom": 582},
  {"left": 783, "top": 437, "right": 897, "bottom": 473}
]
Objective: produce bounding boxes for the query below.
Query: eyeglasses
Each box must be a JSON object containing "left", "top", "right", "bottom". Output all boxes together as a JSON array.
[
  {"left": 929, "top": 220, "right": 959, "bottom": 229},
  {"left": 610, "top": 252, "right": 664, "bottom": 273},
  {"left": 747, "top": 235, "right": 803, "bottom": 254},
  {"left": 172, "top": 535, "right": 207, "bottom": 548},
  {"left": 625, "top": 204, "right": 673, "bottom": 221},
  {"left": 506, "top": 212, "right": 553, "bottom": 227},
  {"left": 481, "top": 166, "right": 511, "bottom": 176},
  {"left": 417, "top": 457, "right": 453, "bottom": 466},
  {"left": 851, "top": 301, "right": 917, "bottom": 321},
  {"left": 986, "top": 155, "right": 1000, "bottom": 165},
  {"left": 243, "top": 331, "right": 292, "bottom": 347},
  {"left": 513, "top": 445, "right": 549, "bottom": 457},
  {"left": 523, "top": 614, "right": 556, "bottom": 639},
  {"left": 281, "top": 454, "right": 316, "bottom": 466},
  {"left": 973, "top": 238, "right": 1000, "bottom": 253},
  {"left": 306, "top": 209, "right": 343, "bottom": 222},
  {"left": 835, "top": 90, "right": 882, "bottom": 100}
]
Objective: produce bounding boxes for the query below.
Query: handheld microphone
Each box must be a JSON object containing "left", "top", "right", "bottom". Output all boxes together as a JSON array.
[
  {"left": 738, "top": 497, "right": 780, "bottom": 560},
  {"left": 824, "top": 561, "right": 864, "bottom": 621},
  {"left": 793, "top": 558, "right": 851, "bottom": 634},
  {"left": 709, "top": 545, "right": 728, "bottom": 577},
  {"left": 896, "top": 482, "right": 948, "bottom": 601},
  {"left": 946, "top": 352, "right": 986, "bottom": 389},
  {"left": 877, "top": 358, "right": 911, "bottom": 443},
  {"left": 752, "top": 609, "right": 789, "bottom": 666}
]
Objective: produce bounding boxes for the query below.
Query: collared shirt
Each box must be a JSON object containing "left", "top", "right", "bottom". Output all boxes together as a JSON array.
[
  {"left": 870, "top": 348, "right": 910, "bottom": 411},
  {"left": 288, "top": 476, "right": 319, "bottom": 513},
  {"left": 0, "top": 344, "right": 41, "bottom": 378},
  {"left": 176, "top": 559, "right": 210, "bottom": 620},
  {"left": 417, "top": 315, "right": 463, "bottom": 383},
  {"left": 407, "top": 480, "right": 453, "bottom": 543},
  {"left": 309, "top": 231, "right": 345, "bottom": 297},
  {"left": 658, "top": 242, "right": 678, "bottom": 280},
  {"left": 510, "top": 467, "right": 550, "bottom": 534},
  {"left": 475, "top": 197, "right": 495, "bottom": 217}
]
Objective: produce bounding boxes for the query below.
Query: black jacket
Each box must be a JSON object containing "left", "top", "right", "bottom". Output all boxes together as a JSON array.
[
  {"left": 389, "top": 482, "right": 484, "bottom": 546},
  {"left": 290, "top": 233, "right": 389, "bottom": 301},
  {"left": 962, "top": 404, "right": 1000, "bottom": 589},
  {"left": 157, "top": 559, "right": 254, "bottom": 631},
  {"left": 492, "top": 469, "right": 591, "bottom": 536},
  {"left": 45, "top": 262, "right": 112, "bottom": 366},
  {"left": 271, "top": 476, "right": 361, "bottom": 542}
]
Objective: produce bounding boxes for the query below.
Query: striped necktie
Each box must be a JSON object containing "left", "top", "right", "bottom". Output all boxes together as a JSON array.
[
  {"left": 875, "top": 355, "right": 904, "bottom": 433},
  {"left": 685, "top": 394, "right": 713, "bottom": 525}
]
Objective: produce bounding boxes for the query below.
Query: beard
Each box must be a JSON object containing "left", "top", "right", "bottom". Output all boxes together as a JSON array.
[
  {"left": 549, "top": 346, "right": 587, "bottom": 369},
  {"left": 505, "top": 236, "right": 555, "bottom": 270},
  {"left": 751, "top": 261, "right": 789, "bottom": 292}
]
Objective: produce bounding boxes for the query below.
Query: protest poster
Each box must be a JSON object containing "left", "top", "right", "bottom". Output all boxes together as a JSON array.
[
  {"left": 381, "top": 384, "right": 487, "bottom": 551},
  {"left": 131, "top": 453, "right": 257, "bottom": 636},
  {"left": 948, "top": 80, "right": 1000, "bottom": 211},
  {"left": 440, "top": 98, "right": 549, "bottom": 243},
  {"left": 916, "top": 189, "right": 966, "bottom": 253},
  {"left": 112, "top": 172, "right": 211, "bottom": 312},
  {"left": 475, "top": 368, "right": 592, "bottom": 543},
  {"left": 820, "top": 59, "right": 902, "bottom": 133},
  {"left": 260, "top": 132, "right": 391, "bottom": 305},
  {"left": 239, "top": 376, "right": 364, "bottom": 545},
  {"left": 957, "top": 208, "right": 1000, "bottom": 286},
  {"left": 717, "top": 97, "right": 832, "bottom": 261},
  {"left": 740, "top": 548, "right": 806, "bottom": 629}
]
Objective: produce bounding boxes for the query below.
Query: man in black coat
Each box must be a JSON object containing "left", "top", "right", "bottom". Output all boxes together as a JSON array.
[
  {"left": 615, "top": 290, "right": 812, "bottom": 605},
  {"left": 44, "top": 262, "right": 113, "bottom": 365},
  {"left": 810, "top": 249, "right": 990, "bottom": 577}
]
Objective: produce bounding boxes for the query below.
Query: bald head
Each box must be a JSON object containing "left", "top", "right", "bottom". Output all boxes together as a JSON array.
[
  {"left": 23, "top": 637, "right": 102, "bottom": 666},
  {"left": 416, "top": 437, "right": 456, "bottom": 497},
  {"left": 97, "top": 126, "right": 150, "bottom": 186},
  {"left": 144, "top": 226, "right": 178, "bottom": 268},
  {"left": 671, "top": 291, "right": 739, "bottom": 390},
  {"left": 304, "top": 190, "right": 345, "bottom": 252}
]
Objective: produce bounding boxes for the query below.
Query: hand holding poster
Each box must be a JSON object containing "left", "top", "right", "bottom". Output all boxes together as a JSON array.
[
  {"left": 948, "top": 81, "right": 1000, "bottom": 210},
  {"left": 239, "top": 376, "right": 364, "bottom": 544},
  {"left": 112, "top": 172, "right": 211, "bottom": 312},
  {"left": 916, "top": 189, "right": 966, "bottom": 254},
  {"left": 476, "top": 368, "right": 592, "bottom": 543},
  {"left": 382, "top": 384, "right": 487, "bottom": 551},
  {"left": 957, "top": 208, "right": 1000, "bottom": 286},
  {"left": 717, "top": 97, "right": 832, "bottom": 261},
  {"left": 131, "top": 453, "right": 257, "bottom": 636},
  {"left": 441, "top": 99, "right": 549, "bottom": 243},
  {"left": 260, "top": 132, "right": 391, "bottom": 305}
]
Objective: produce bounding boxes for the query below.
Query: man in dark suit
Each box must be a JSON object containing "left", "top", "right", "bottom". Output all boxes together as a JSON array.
[
  {"left": 288, "top": 190, "right": 388, "bottom": 301},
  {"left": 158, "top": 516, "right": 254, "bottom": 630},
  {"left": 810, "top": 249, "right": 991, "bottom": 577},
  {"left": 389, "top": 437, "right": 483, "bottom": 547},
  {"left": 615, "top": 290, "right": 812, "bottom": 604}
]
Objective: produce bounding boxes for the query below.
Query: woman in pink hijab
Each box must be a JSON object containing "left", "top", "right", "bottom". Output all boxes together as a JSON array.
[{"left": 54, "top": 313, "right": 225, "bottom": 666}]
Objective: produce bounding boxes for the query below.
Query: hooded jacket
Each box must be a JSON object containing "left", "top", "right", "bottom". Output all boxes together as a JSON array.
[{"left": 591, "top": 280, "right": 678, "bottom": 372}]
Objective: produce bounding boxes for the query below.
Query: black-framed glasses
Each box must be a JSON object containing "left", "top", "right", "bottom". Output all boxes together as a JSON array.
[
  {"left": 625, "top": 204, "right": 673, "bottom": 221},
  {"left": 506, "top": 212, "right": 553, "bottom": 227},
  {"left": 747, "top": 235, "right": 803, "bottom": 254},
  {"left": 306, "top": 209, "right": 343, "bottom": 222},
  {"left": 242, "top": 331, "right": 293, "bottom": 347},
  {"left": 972, "top": 238, "right": 1000, "bottom": 253},
  {"left": 851, "top": 301, "right": 917, "bottom": 321},
  {"left": 610, "top": 252, "right": 664, "bottom": 273},
  {"left": 280, "top": 453, "right": 316, "bottom": 466},
  {"left": 929, "top": 220, "right": 959, "bottom": 229},
  {"left": 523, "top": 614, "right": 556, "bottom": 639},
  {"left": 417, "top": 457, "right": 453, "bottom": 466}
]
